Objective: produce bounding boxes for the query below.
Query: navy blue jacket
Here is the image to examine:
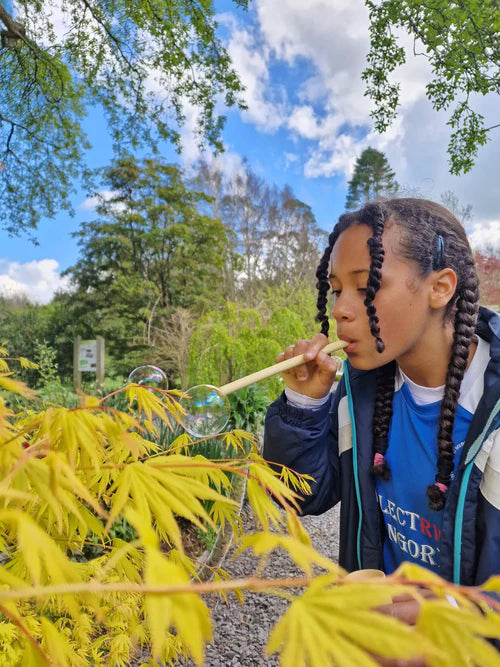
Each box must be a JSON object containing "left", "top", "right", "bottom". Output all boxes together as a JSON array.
[{"left": 264, "top": 307, "right": 500, "bottom": 585}]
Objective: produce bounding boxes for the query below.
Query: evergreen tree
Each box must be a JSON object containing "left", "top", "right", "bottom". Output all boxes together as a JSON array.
[
  {"left": 62, "top": 155, "right": 232, "bottom": 373},
  {"left": 345, "top": 147, "right": 398, "bottom": 210}
]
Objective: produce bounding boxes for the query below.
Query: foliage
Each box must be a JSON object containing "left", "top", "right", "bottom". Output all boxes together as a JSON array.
[
  {"left": 0, "top": 0, "right": 247, "bottom": 235},
  {"left": 148, "top": 307, "right": 196, "bottom": 390},
  {"left": 228, "top": 384, "right": 270, "bottom": 434},
  {"left": 63, "top": 156, "right": 232, "bottom": 376},
  {"left": 346, "top": 147, "right": 399, "bottom": 210},
  {"left": 363, "top": 0, "right": 500, "bottom": 175},
  {"left": 0, "top": 296, "right": 86, "bottom": 384},
  {"left": 475, "top": 251, "right": 500, "bottom": 307},
  {"left": 187, "top": 300, "right": 323, "bottom": 399},
  {"left": 0, "top": 300, "right": 48, "bottom": 385},
  {"left": 256, "top": 281, "right": 328, "bottom": 342},
  {"left": 0, "top": 346, "right": 499, "bottom": 665},
  {"left": 193, "top": 160, "right": 328, "bottom": 300},
  {"left": 33, "top": 342, "right": 59, "bottom": 386}
]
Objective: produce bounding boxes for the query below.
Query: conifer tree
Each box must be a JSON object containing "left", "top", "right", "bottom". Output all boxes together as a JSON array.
[{"left": 345, "top": 147, "right": 398, "bottom": 210}]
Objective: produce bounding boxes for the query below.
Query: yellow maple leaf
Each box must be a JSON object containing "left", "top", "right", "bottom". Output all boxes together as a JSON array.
[
  {"left": 267, "top": 581, "right": 438, "bottom": 666},
  {"left": 0, "top": 374, "right": 36, "bottom": 399},
  {"left": 417, "top": 600, "right": 500, "bottom": 666},
  {"left": 144, "top": 547, "right": 211, "bottom": 665},
  {"left": 241, "top": 533, "right": 339, "bottom": 577}
]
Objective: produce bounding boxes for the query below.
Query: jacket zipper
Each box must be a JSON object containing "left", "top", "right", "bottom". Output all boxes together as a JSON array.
[
  {"left": 453, "top": 399, "right": 500, "bottom": 584},
  {"left": 343, "top": 362, "right": 363, "bottom": 570}
]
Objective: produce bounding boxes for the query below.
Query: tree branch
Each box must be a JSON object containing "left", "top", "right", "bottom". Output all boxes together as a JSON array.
[
  {"left": 0, "top": 5, "right": 26, "bottom": 42},
  {"left": 79, "top": 0, "right": 140, "bottom": 77},
  {"left": 0, "top": 604, "right": 49, "bottom": 665}
]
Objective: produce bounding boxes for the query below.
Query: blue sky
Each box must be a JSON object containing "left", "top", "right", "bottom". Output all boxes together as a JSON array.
[{"left": 1, "top": 0, "right": 499, "bottom": 303}]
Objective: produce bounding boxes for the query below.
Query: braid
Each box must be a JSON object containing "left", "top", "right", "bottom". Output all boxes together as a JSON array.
[
  {"left": 427, "top": 259, "right": 480, "bottom": 510},
  {"left": 364, "top": 210, "right": 386, "bottom": 353},
  {"left": 315, "top": 230, "right": 338, "bottom": 336},
  {"left": 372, "top": 361, "right": 397, "bottom": 480}
]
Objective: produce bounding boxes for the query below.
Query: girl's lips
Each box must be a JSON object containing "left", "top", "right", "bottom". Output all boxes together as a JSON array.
[{"left": 340, "top": 339, "right": 357, "bottom": 354}]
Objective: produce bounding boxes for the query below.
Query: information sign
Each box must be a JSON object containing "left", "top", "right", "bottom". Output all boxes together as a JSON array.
[{"left": 78, "top": 340, "right": 97, "bottom": 372}]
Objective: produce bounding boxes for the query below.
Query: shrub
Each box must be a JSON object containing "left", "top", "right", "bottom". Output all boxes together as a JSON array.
[{"left": 0, "top": 344, "right": 498, "bottom": 666}]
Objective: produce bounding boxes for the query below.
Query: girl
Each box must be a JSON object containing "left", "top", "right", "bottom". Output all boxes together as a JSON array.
[{"left": 264, "top": 198, "right": 500, "bottom": 619}]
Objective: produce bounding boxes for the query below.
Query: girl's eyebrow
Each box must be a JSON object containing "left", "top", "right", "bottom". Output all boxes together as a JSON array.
[{"left": 328, "top": 269, "right": 370, "bottom": 280}]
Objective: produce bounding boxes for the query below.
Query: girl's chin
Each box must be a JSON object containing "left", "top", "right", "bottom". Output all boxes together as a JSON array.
[{"left": 346, "top": 352, "right": 384, "bottom": 371}]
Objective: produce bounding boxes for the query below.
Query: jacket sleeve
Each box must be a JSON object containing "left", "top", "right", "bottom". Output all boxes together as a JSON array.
[{"left": 263, "top": 386, "right": 342, "bottom": 516}]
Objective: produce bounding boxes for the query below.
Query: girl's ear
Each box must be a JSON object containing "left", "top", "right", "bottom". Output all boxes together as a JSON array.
[{"left": 429, "top": 267, "right": 457, "bottom": 310}]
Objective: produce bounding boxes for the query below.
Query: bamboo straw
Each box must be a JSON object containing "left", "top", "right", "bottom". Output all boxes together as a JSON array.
[{"left": 218, "top": 340, "right": 348, "bottom": 396}]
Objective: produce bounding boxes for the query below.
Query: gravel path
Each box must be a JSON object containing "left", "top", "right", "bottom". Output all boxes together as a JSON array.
[{"left": 186, "top": 502, "right": 341, "bottom": 667}]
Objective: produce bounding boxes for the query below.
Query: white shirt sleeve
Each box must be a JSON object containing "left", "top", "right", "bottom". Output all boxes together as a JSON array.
[{"left": 285, "top": 387, "right": 330, "bottom": 410}]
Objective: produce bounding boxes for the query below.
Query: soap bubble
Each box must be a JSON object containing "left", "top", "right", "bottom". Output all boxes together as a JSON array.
[
  {"left": 128, "top": 365, "right": 168, "bottom": 390},
  {"left": 179, "top": 384, "right": 230, "bottom": 438}
]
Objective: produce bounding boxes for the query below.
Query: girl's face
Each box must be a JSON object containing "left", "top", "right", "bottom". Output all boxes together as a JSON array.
[{"left": 329, "top": 223, "right": 438, "bottom": 370}]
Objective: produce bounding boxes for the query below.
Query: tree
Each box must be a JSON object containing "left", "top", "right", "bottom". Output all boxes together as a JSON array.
[
  {"left": 149, "top": 307, "right": 196, "bottom": 389},
  {"left": 262, "top": 185, "right": 328, "bottom": 288},
  {"left": 192, "top": 160, "right": 328, "bottom": 301},
  {"left": 345, "top": 147, "right": 398, "bottom": 210},
  {"left": 474, "top": 250, "right": 500, "bottom": 307},
  {"left": 363, "top": 0, "right": 500, "bottom": 175},
  {"left": 187, "top": 301, "right": 314, "bottom": 397},
  {"left": 220, "top": 162, "right": 270, "bottom": 299},
  {"left": 190, "top": 158, "right": 242, "bottom": 302},
  {"left": 440, "top": 190, "right": 473, "bottom": 228},
  {"left": 0, "top": 0, "right": 247, "bottom": 235},
  {"left": 63, "top": 155, "right": 232, "bottom": 372}
]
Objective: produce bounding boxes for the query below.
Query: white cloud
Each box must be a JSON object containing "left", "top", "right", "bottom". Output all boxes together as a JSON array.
[
  {"left": 0, "top": 259, "right": 70, "bottom": 305},
  {"left": 468, "top": 220, "right": 500, "bottom": 252},
  {"left": 222, "top": 15, "right": 286, "bottom": 131},
  {"left": 221, "top": 0, "right": 416, "bottom": 182},
  {"left": 78, "top": 190, "right": 119, "bottom": 211},
  {"left": 223, "top": 0, "right": 499, "bottom": 233},
  {"left": 284, "top": 152, "right": 299, "bottom": 167}
]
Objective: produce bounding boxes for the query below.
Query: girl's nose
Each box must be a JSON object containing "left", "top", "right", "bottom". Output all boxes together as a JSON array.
[{"left": 331, "top": 294, "right": 355, "bottom": 321}]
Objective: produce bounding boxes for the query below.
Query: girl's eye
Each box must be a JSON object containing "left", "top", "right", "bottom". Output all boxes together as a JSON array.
[{"left": 331, "top": 290, "right": 341, "bottom": 302}]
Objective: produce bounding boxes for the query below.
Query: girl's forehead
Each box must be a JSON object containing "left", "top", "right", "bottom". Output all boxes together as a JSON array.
[
  {"left": 329, "top": 225, "right": 373, "bottom": 271},
  {"left": 329, "top": 223, "right": 402, "bottom": 275}
]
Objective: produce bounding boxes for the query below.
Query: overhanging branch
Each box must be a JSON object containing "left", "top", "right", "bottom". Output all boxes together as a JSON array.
[{"left": 0, "top": 5, "right": 26, "bottom": 47}]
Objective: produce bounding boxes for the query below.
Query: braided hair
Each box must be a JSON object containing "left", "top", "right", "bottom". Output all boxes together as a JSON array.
[{"left": 315, "top": 198, "right": 480, "bottom": 511}]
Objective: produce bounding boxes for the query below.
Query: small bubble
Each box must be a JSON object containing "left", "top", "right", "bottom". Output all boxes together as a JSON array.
[{"left": 128, "top": 365, "right": 168, "bottom": 390}]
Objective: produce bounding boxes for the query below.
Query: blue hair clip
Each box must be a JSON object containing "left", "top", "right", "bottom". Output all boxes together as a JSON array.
[{"left": 433, "top": 234, "right": 445, "bottom": 270}]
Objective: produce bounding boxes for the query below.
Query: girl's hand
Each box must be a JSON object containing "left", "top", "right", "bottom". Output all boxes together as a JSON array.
[
  {"left": 375, "top": 589, "right": 436, "bottom": 625},
  {"left": 369, "top": 590, "right": 437, "bottom": 666},
  {"left": 277, "top": 333, "right": 340, "bottom": 399}
]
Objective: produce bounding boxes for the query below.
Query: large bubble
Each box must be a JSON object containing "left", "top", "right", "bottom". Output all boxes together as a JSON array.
[
  {"left": 179, "top": 384, "right": 230, "bottom": 438},
  {"left": 127, "top": 365, "right": 168, "bottom": 390}
]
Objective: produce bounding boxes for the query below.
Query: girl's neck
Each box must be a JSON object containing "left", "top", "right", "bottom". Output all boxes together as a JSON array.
[{"left": 396, "top": 321, "right": 477, "bottom": 388}]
